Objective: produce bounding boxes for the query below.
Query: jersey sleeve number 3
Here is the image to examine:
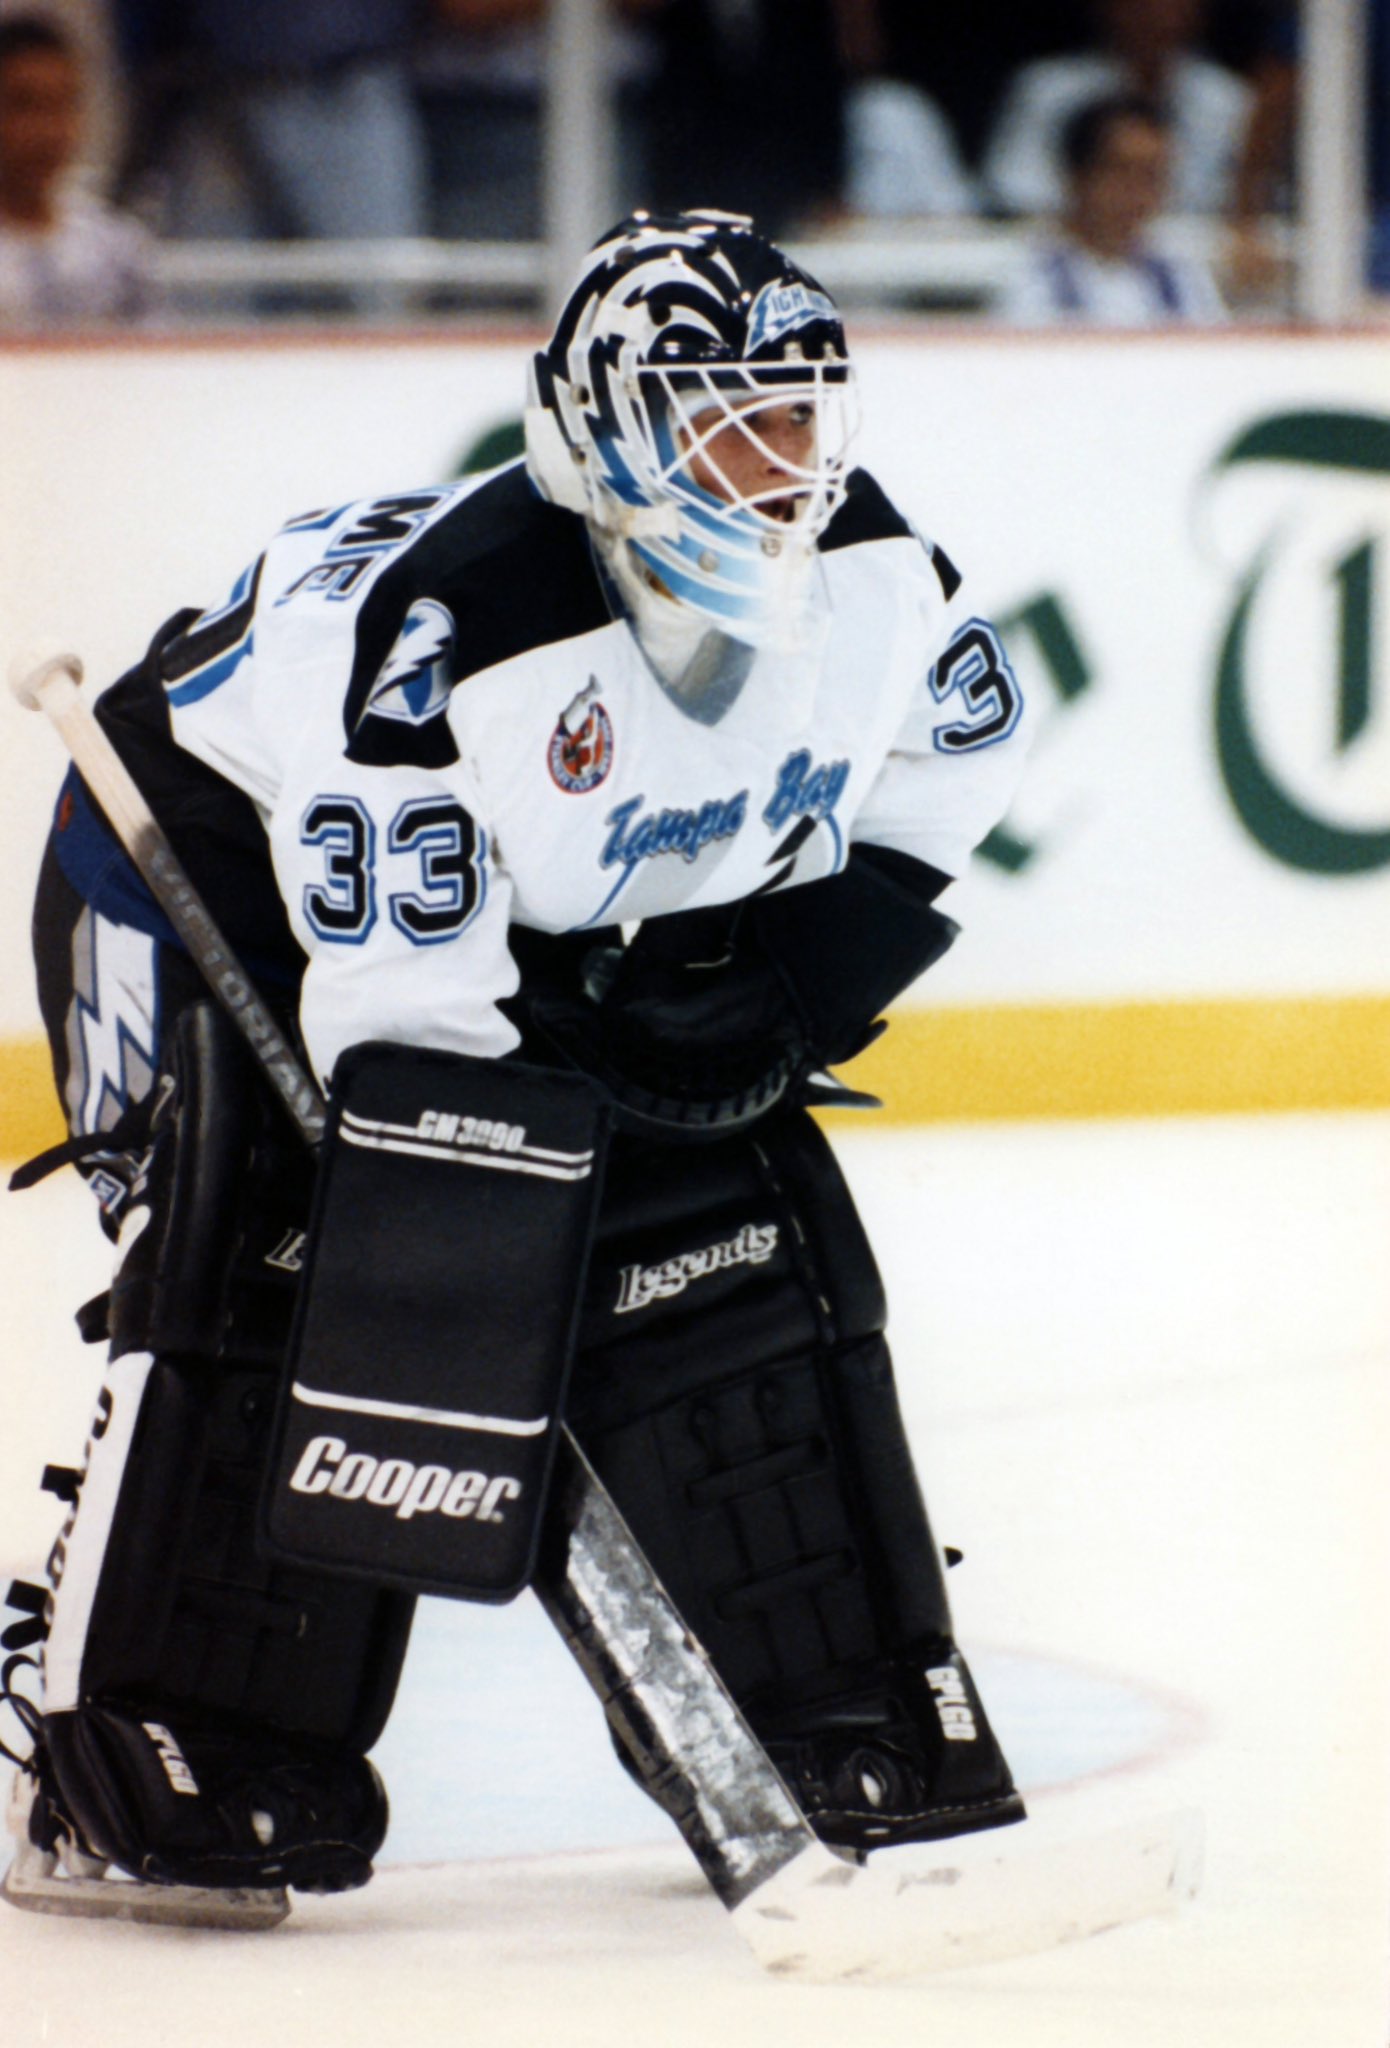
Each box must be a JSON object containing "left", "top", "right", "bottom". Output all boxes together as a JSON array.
[
  {"left": 301, "top": 794, "right": 485, "bottom": 947},
  {"left": 928, "top": 619, "right": 1022, "bottom": 753}
]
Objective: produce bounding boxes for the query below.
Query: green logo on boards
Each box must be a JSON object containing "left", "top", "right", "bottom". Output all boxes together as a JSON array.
[
  {"left": 978, "top": 591, "right": 1094, "bottom": 874},
  {"left": 1211, "top": 410, "right": 1390, "bottom": 875}
]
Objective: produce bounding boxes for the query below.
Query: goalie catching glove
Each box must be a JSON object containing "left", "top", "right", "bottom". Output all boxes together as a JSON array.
[{"left": 526, "top": 844, "right": 959, "bottom": 1138}]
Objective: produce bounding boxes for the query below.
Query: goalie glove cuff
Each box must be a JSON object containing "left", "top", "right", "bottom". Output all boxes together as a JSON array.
[
  {"left": 525, "top": 984, "right": 806, "bottom": 1141},
  {"left": 746, "top": 845, "right": 959, "bottom": 1068}
]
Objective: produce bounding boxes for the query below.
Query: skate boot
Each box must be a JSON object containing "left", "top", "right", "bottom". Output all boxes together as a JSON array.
[
  {"left": 3, "top": 1702, "right": 386, "bottom": 1927},
  {"left": 4, "top": 1721, "right": 293, "bottom": 1929},
  {"left": 46, "top": 1701, "right": 388, "bottom": 1890}
]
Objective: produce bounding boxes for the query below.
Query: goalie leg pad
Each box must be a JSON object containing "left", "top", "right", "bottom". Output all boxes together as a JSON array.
[
  {"left": 569, "top": 1110, "right": 1023, "bottom": 1851},
  {"left": 35, "top": 1002, "right": 412, "bottom": 1892},
  {"left": 264, "top": 1044, "right": 612, "bottom": 1601}
]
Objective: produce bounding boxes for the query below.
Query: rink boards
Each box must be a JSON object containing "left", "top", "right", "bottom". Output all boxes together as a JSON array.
[{"left": 0, "top": 327, "right": 1388, "bottom": 1152}]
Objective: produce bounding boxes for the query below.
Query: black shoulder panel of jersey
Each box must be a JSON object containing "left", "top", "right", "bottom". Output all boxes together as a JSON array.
[
  {"left": 928, "top": 541, "right": 962, "bottom": 601},
  {"left": 345, "top": 465, "right": 610, "bottom": 770},
  {"left": 819, "top": 468, "right": 914, "bottom": 553},
  {"left": 93, "top": 613, "right": 306, "bottom": 988},
  {"left": 819, "top": 469, "right": 962, "bottom": 601}
]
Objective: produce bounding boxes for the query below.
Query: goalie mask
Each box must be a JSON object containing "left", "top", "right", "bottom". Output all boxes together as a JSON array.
[{"left": 525, "top": 210, "right": 859, "bottom": 665}]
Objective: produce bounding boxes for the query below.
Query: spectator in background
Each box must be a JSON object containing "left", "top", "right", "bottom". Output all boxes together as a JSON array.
[
  {"left": 1222, "top": 1, "right": 1296, "bottom": 305},
  {"left": 414, "top": 0, "right": 656, "bottom": 241},
  {"left": 843, "top": 75, "right": 980, "bottom": 218},
  {"left": 114, "top": 0, "right": 429, "bottom": 244},
  {"left": 842, "top": 0, "right": 1079, "bottom": 210},
  {"left": 984, "top": 0, "right": 1253, "bottom": 218},
  {"left": 995, "top": 93, "right": 1227, "bottom": 326},
  {"left": 641, "top": 0, "right": 855, "bottom": 234},
  {"left": 1217, "top": 0, "right": 1390, "bottom": 306},
  {"left": 0, "top": 11, "right": 158, "bottom": 326},
  {"left": 1373, "top": 0, "right": 1390, "bottom": 295}
]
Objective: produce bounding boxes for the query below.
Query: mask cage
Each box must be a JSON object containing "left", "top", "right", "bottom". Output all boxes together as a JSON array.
[{"left": 620, "top": 360, "right": 860, "bottom": 550}]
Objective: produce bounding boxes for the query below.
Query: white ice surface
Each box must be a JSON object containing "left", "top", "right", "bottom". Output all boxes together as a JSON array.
[{"left": 2, "top": 1112, "right": 1388, "bottom": 2046}]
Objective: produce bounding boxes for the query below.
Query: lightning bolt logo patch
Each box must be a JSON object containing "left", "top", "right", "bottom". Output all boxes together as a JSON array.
[{"left": 365, "top": 600, "right": 457, "bottom": 726}]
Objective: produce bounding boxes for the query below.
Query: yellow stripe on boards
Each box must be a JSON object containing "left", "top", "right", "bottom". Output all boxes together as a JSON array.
[
  {"left": 1, "top": 995, "right": 1388, "bottom": 1167},
  {"left": 3, "top": 1037, "right": 65, "bottom": 1165},
  {"left": 819, "top": 996, "right": 1390, "bottom": 1123}
]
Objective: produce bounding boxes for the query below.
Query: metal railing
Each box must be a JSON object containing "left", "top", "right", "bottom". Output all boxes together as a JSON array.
[
  {"left": 145, "top": 216, "right": 1303, "bottom": 328},
  {"left": 120, "top": 0, "right": 1365, "bottom": 330}
]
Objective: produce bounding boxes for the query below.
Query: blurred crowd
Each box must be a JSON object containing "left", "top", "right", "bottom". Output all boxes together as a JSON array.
[{"left": 0, "top": 0, "right": 1383, "bottom": 330}]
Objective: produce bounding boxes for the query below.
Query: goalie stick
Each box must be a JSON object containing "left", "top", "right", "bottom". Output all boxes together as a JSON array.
[{"left": 5, "top": 646, "right": 1202, "bottom": 1978}]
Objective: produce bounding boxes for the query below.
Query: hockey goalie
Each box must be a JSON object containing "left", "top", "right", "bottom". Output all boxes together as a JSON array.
[{"left": 4, "top": 209, "right": 1034, "bottom": 1922}]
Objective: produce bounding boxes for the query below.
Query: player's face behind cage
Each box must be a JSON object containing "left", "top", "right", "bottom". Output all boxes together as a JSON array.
[
  {"left": 652, "top": 372, "right": 858, "bottom": 536},
  {"left": 605, "top": 358, "right": 859, "bottom": 657}
]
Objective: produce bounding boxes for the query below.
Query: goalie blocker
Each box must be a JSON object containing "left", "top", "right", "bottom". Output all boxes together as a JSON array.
[{"left": 264, "top": 1041, "right": 613, "bottom": 1599}]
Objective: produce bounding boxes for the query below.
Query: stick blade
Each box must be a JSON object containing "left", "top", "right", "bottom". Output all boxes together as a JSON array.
[{"left": 734, "top": 1806, "right": 1204, "bottom": 1982}]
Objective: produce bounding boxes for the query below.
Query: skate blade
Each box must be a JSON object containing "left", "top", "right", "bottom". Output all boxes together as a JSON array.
[
  {"left": 734, "top": 1804, "right": 1204, "bottom": 1981},
  {"left": 2, "top": 1846, "right": 290, "bottom": 1930}
]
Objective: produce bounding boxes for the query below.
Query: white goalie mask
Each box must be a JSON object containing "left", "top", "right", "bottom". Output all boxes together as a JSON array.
[{"left": 525, "top": 209, "right": 860, "bottom": 661}]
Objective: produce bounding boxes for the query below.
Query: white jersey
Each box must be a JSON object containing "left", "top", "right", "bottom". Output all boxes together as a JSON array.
[
  {"left": 983, "top": 51, "right": 1252, "bottom": 218},
  {"left": 997, "top": 230, "right": 1228, "bottom": 328},
  {"left": 0, "top": 191, "right": 159, "bottom": 329},
  {"left": 92, "top": 463, "right": 1029, "bottom": 1089}
]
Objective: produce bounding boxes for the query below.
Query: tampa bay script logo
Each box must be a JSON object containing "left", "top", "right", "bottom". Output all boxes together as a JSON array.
[{"left": 1209, "top": 410, "right": 1390, "bottom": 874}]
